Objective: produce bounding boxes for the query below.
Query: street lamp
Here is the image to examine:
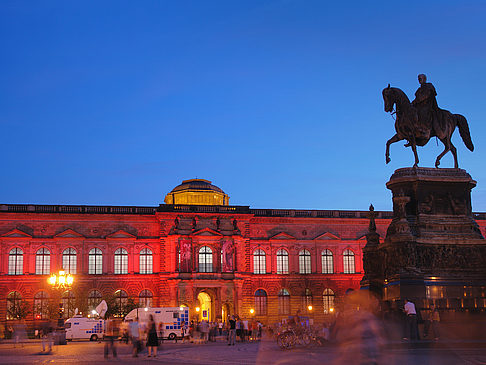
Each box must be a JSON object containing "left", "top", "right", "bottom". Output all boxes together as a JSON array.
[
  {"left": 47, "top": 270, "right": 74, "bottom": 345},
  {"left": 250, "top": 308, "right": 255, "bottom": 315}
]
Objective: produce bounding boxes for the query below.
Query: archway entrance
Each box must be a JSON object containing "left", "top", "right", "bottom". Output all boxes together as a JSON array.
[{"left": 197, "top": 291, "right": 212, "bottom": 321}]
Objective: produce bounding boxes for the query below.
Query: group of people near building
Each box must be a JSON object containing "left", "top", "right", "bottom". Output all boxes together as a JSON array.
[{"left": 226, "top": 315, "right": 263, "bottom": 345}]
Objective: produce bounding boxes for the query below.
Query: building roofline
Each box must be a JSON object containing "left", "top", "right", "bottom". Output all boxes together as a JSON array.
[{"left": 1, "top": 203, "right": 485, "bottom": 220}]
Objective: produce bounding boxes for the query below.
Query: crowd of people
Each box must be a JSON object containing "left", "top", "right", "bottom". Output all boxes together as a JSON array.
[{"left": 105, "top": 314, "right": 264, "bottom": 358}]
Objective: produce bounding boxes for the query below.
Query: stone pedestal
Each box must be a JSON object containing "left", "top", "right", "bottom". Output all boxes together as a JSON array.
[{"left": 364, "top": 167, "right": 486, "bottom": 311}]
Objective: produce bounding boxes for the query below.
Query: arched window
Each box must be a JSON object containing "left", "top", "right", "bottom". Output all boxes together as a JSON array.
[
  {"left": 276, "top": 249, "right": 289, "bottom": 274},
  {"left": 343, "top": 249, "right": 355, "bottom": 274},
  {"left": 88, "top": 290, "right": 102, "bottom": 311},
  {"left": 8, "top": 248, "right": 23, "bottom": 275},
  {"left": 139, "top": 248, "right": 153, "bottom": 274},
  {"left": 114, "top": 248, "right": 128, "bottom": 274},
  {"left": 278, "top": 289, "right": 290, "bottom": 315},
  {"left": 6, "top": 291, "right": 22, "bottom": 320},
  {"left": 35, "top": 248, "right": 50, "bottom": 275},
  {"left": 114, "top": 289, "right": 128, "bottom": 317},
  {"left": 299, "top": 249, "right": 311, "bottom": 274},
  {"left": 198, "top": 246, "right": 213, "bottom": 273},
  {"left": 253, "top": 249, "right": 266, "bottom": 274},
  {"left": 62, "top": 290, "right": 75, "bottom": 318},
  {"left": 88, "top": 248, "right": 103, "bottom": 275},
  {"left": 254, "top": 289, "right": 267, "bottom": 315},
  {"left": 302, "top": 288, "right": 313, "bottom": 309},
  {"left": 34, "top": 291, "right": 49, "bottom": 320},
  {"left": 323, "top": 288, "right": 335, "bottom": 313},
  {"left": 139, "top": 289, "right": 153, "bottom": 308},
  {"left": 321, "top": 249, "right": 334, "bottom": 274},
  {"left": 62, "top": 248, "right": 77, "bottom": 274}
]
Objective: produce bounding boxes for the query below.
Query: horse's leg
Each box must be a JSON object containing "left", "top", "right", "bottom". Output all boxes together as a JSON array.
[
  {"left": 411, "top": 142, "right": 419, "bottom": 167},
  {"left": 386, "top": 134, "right": 401, "bottom": 164},
  {"left": 435, "top": 138, "right": 451, "bottom": 168},
  {"left": 450, "top": 141, "right": 458, "bottom": 168}
]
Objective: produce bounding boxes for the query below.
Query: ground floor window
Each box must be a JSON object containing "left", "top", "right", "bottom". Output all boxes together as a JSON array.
[{"left": 254, "top": 289, "right": 267, "bottom": 315}]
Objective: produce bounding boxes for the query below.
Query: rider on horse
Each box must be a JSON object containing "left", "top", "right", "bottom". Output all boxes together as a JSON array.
[{"left": 411, "top": 74, "right": 439, "bottom": 144}]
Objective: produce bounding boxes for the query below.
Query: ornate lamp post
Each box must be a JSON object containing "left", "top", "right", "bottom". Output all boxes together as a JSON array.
[{"left": 48, "top": 270, "right": 74, "bottom": 345}]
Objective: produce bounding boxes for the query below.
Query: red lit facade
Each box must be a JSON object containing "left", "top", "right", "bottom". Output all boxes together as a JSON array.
[{"left": 1, "top": 183, "right": 485, "bottom": 325}]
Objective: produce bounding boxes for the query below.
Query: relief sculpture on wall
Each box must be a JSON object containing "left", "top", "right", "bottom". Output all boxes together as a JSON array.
[
  {"left": 221, "top": 238, "right": 235, "bottom": 272},
  {"left": 179, "top": 237, "right": 192, "bottom": 272}
]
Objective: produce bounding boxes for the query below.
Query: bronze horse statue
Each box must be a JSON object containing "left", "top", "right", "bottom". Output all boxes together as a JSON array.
[{"left": 382, "top": 85, "right": 474, "bottom": 168}]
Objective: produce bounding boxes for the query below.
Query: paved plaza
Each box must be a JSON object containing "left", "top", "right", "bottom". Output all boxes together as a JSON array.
[{"left": 0, "top": 339, "right": 485, "bottom": 365}]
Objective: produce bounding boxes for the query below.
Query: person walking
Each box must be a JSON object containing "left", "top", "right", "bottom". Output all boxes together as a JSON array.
[
  {"left": 403, "top": 299, "right": 418, "bottom": 341},
  {"left": 104, "top": 316, "right": 118, "bottom": 359},
  {"left": 227, "top": 316, "right": 236, "bottom": 346},
  {"left": 129, "top": 318, "right": 141, "bottom": 357},
  {"left": 40, "top": 321, "right": 53, "bottom": 353},
  {"left": 146, "top": 314, "right": 159, "bottom": 358},
  {"left": 424, "top": 304, "right": 440, "bottom": 341}
]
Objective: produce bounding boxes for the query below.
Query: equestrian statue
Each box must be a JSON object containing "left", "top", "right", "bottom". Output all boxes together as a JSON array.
[{"left": 382, "top": 74, "right": 474, "bottom": 168}]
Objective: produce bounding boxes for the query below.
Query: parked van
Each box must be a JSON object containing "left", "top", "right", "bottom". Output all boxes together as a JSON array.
[
  {"left": 125, "top": 307, "right": 189, "bottom": 340},
  {"left": 65, "top": 315, "right": 105, "bottom": 341}
]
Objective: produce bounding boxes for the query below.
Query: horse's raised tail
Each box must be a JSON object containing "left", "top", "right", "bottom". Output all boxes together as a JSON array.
[{"left": 455, "top": 114, "right": 474, "bottom": 151}]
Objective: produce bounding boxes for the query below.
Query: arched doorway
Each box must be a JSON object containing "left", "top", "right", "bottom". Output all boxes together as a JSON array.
[{"left": 197, "top": 291, "right": 212, "bottom": 321}]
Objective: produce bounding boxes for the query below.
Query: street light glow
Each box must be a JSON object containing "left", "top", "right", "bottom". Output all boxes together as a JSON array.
[
  {"left": 308, "top": 305, "right": 313, "bottom": 311},
  {"left": 330, "top": 307, "right": 334, "bottom": 313},
  {"left": 250, "top": 308, "right": 255, "bottom": 314},
  {"left": 196, "top": 307, "right": 200, "bottom": 312}
]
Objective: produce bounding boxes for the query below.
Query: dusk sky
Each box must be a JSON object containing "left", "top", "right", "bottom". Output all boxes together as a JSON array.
[{"left": 1, "top": 1, "right": 485, "bottom": 211}]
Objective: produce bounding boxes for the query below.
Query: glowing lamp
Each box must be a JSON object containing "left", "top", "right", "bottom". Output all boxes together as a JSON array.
[
  {"left": 308, "top": 305, "right": 313, "bottom": 311},
  {"left": 48, "top": 275, "right": 57, "bottom": 285},
  {"left": 250, "top": 308, "right": 255, "bottom": 314},
  {"left": 144, "top": 308, "right": 148, "bottom": 312},
  {"left": 196, "top": 307, "right": 200, "bottom": 312},
  {"left": 330, "top": 308, "right": 334, "bottom": 313},
  {"left": 58, "top": 275, "right": 66, "bottom": 285},
  {"left": 92, "top": 310, "right": 97, "bottom": 315},
  {"left": 66, "top": 275, "right": 74, "bottom": 285}
]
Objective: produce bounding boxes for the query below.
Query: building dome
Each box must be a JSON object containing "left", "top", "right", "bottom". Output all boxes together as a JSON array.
[{"left": 164, "top": 179, "right": 230, "bottom": 205}]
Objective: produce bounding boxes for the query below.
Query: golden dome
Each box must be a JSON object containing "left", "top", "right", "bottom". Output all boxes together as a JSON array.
[{"left": 164, "top": 179, "right": 229, "bottom": 205}]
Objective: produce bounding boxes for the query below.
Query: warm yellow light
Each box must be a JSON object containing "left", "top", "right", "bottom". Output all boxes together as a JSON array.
[
  {"left": 58, "top": 275, "right": 66, "bottom": 285},
  {"left": 144, "top": 308, "right": 148, "bottom": 312},
  {"left": 48, "top": 275, "right": 57, "bottom": 285},
  {"left": 250, "top": 308, "right": 255, "bottom": 314},
  {"left": 196, "top": 307, "right": 200, "bottom": 312},
  {"left": 308, "top": 305, "right": 313, "bottom": 311},
  {"left": 66, "top": 275, "right": 74, "bottom": 285},
  {"left": 330, "top": 307, "right": 334, "bottom": 313},
  {"left": 59, "top": 270, "right": 65, "bottom": 276}
]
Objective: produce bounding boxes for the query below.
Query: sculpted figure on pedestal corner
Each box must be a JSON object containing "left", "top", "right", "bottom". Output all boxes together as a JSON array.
[{"left": 382, "top": 74, "right": 474, "bottom": 168}]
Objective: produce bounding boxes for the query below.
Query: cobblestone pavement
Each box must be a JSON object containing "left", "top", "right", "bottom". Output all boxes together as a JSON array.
[{"left": 0, "top": 339, "right": 486, "bottom": 364}]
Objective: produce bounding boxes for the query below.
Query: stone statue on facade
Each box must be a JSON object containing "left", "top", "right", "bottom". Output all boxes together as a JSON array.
[
  {"left": 382, "top": 74, "right": 474, "bottom": 168},
  {"left": 180, "top": 238, "right": 192, "bottom": 272},
  {"left": 221, "top": 238, "right": 235, "bottom": 272}
]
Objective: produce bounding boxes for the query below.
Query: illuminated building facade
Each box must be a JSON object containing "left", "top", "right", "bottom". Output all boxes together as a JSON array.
[{"left": 1, "top": 179, "right": 485, "bottom": 325}]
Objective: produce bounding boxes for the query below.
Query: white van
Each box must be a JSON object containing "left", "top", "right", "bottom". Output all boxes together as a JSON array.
[
  {"left": 125, "top": 307, "right": 189, "bottom": 340},
  {"left": 65, "top": 315, "right": 105, "bottom": 341}
]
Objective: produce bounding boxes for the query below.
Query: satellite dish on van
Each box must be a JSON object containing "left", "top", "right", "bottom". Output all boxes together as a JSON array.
[{"left": 96, "top": 300, "right": 108, "bottom": 319}]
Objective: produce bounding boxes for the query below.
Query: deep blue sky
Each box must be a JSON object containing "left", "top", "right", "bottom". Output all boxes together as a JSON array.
[{"left": 1, "top": 1, "right": 485, "bottom": 211}]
